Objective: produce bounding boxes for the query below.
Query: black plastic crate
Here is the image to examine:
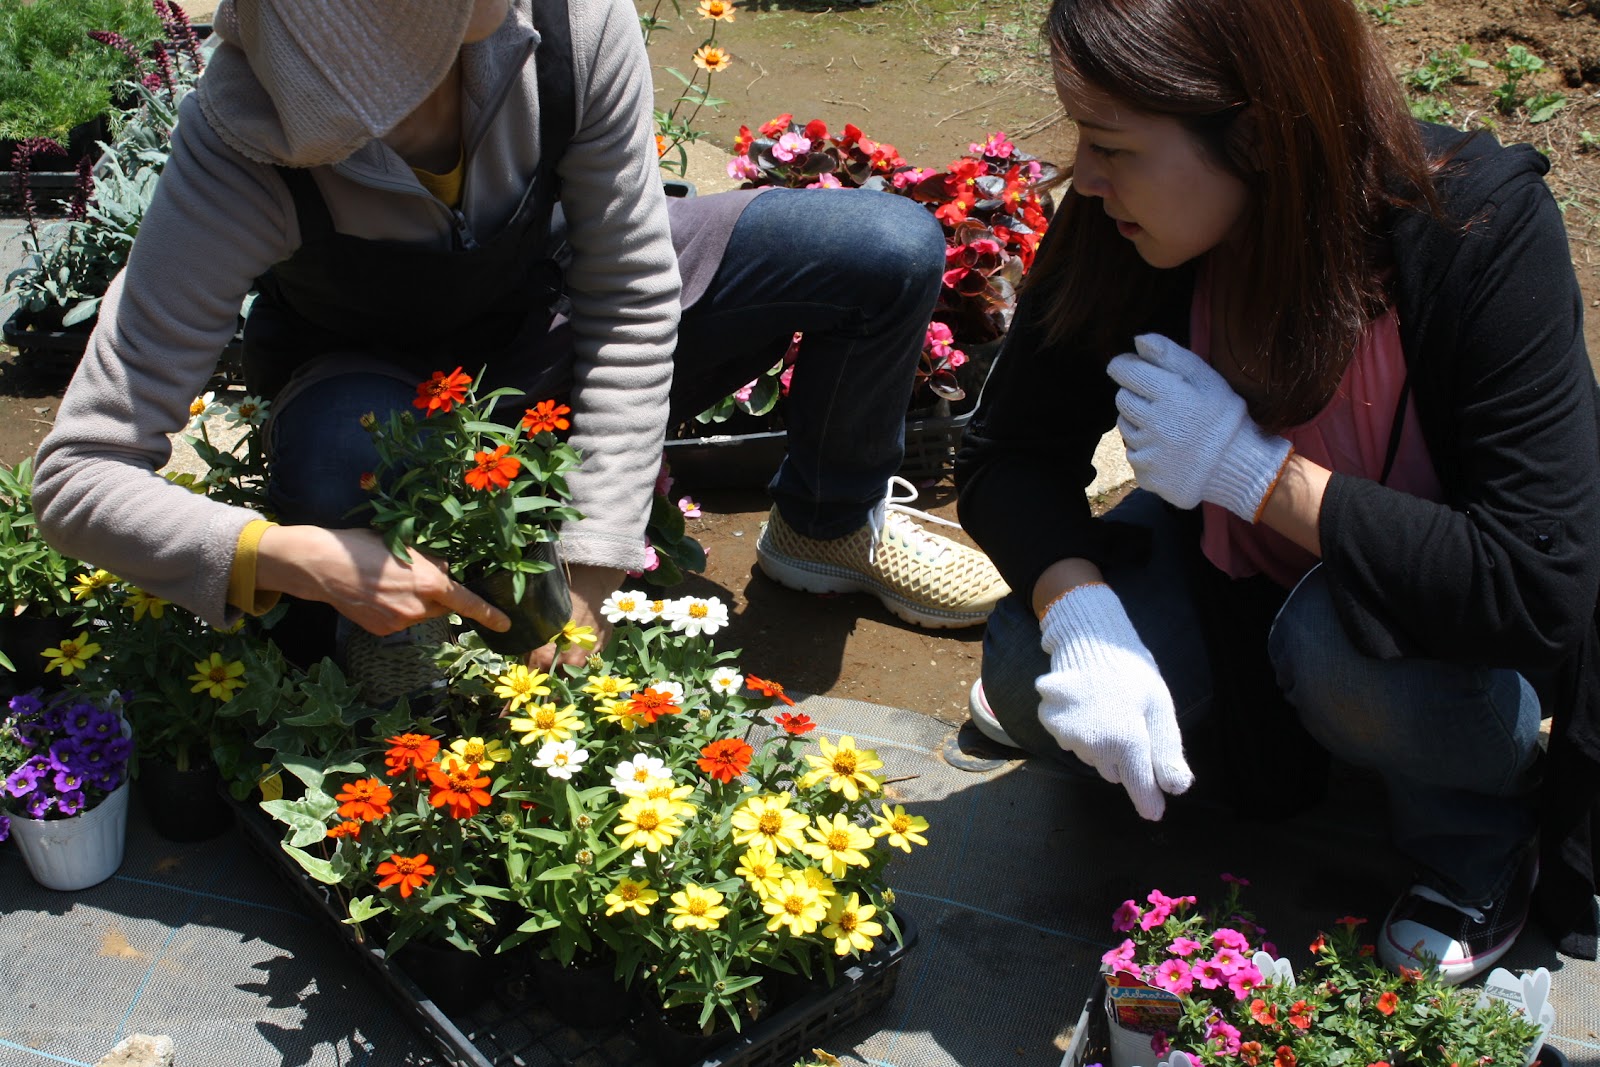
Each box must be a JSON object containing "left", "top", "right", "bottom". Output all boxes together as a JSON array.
[{"left": 232, "top": 796, "right": 916, "bottom": 1067}]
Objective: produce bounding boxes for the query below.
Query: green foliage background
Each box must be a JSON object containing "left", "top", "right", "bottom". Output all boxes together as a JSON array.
[{"left": 0, "top": 0, "right": 164, "bottom": 142}]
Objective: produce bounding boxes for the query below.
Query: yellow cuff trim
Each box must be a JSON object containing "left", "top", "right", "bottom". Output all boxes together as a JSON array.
[{"left": 228, "top": 520, "right": 282, "bottom": 616}]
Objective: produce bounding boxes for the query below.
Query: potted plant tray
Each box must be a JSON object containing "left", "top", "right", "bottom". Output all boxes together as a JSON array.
[{"left": 230, "top": 794, "right": 918, "bottom": 1067}]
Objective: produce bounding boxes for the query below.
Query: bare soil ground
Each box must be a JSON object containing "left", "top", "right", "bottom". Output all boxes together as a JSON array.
[{"left": 2, "top": 0, "right": 1597, "bottom": 721}]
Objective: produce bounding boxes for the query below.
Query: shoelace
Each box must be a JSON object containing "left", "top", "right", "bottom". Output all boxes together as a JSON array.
[
  {"left": 1408, "top": 884, "right": 1487, "bottom": 924},
  {"left": 866, "top": 475, "right": 966, "bottom": 566}
]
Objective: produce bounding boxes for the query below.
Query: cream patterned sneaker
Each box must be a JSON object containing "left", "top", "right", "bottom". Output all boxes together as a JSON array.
[
  {"left": 756, "top": 477, "right": 1010, "bottom": 629},
  {"left": 340, "top": 615, "right": 454, "bottom": 708}
]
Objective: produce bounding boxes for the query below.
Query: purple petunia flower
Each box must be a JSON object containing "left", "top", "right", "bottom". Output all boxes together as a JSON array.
[
  {"left": 8, "top": 692, "right": 42, "bottom": 717},
  {"left": 53, "top": 768, "right": 85, "bottom": 794},
  {"left": 5, "top": 764, "right": 41, "bottom": 798},
  {"left": 48, "top": 737, "right": 84, "bottom": 774},
  {"left": 92, "top": 768, "right": 124, "bottom": 792},
  {"left": 0, "top": 813, "right": 9, "bottom": 842},
  {"left": 38, "top": 701, "right": 68, "bottom": 733},
  {"left": 53, "top": 790, "right": 86, "bottom": 817},
  {"left": 24, "top": 792, "right": 54, "bottom": 819},
  {"left": 79, "top": 707, "right": 120, "bottom": 740}
]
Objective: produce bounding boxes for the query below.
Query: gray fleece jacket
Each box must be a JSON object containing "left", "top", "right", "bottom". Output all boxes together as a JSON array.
[{"left": 32, "top": 0, "right": 680, "bottom": 628}]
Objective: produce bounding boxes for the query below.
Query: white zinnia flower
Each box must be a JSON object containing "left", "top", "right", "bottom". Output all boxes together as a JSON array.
[
  {"left": 601, "top": 589, "right": 651, "bottom": 624},
  {"left": 611, "top": 754, "right": 672, "bottom": 796},
  {"left": 533, "top": 740, "right": 589, "bottom": 780},
  {"left": 708, "top": 666, "right": 743, "bottom": 695},
  {"left": 223, "top": 395, "right": 270, "bottom": 427},
  {"left": 664, "top": 595, "right": 729, "bottom": 637},
  {"left": 644, "top": 680, "right": 684, "bottom": 705}
]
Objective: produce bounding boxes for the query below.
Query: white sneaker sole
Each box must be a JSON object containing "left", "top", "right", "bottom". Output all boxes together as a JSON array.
[
  {"left": 967, "top": 679, "right": 1021, "bottom": 748},
  {"left": 756, "top": 537, "right": 990, "bottom": 630}
]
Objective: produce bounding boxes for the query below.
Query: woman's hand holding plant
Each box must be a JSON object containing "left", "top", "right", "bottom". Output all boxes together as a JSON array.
[
  {"left": 1035, "top": 583, "right": 1192, "bottom": 820},
  {"left": 1108, "top": 333, "right": 1293, "bottom": 523}
]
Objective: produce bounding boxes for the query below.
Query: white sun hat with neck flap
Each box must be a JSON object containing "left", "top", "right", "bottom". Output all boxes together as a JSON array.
[{"left": 195, "top": 0, "right": 478, "bottom": 168}]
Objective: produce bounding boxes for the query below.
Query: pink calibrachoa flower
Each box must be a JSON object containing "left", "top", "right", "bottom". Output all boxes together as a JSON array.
[
  {"left": 772, "top": 132, "right": 811, "bottom": 162},
  {"left": 1227, "top": 963, "right": 1265, "bottom": 1000},
  {"left": 1152, "top": 958, "right": 1194, "bottom": 995},
  {"left": 1112, "top": 900, "right": 1143, "bottom": 932},
  {"left": 1207, "top": 1020, "right": 1243, "bottom": 1057},
  {"left": 1212, "top": 927, "right": 1251, "bottom": 951},
  {"left": 1101, "top": 939, "right": 1138, "bottom": 974},
  {"left": 1192, "top": 958, "right": 1226, "bottom": 990},
  {"left": 1211, "top": 946, "right": 1247, "bottom": 974},
  {"left": 1169, "top": 936, "right": 1204, "bottom": 957}
]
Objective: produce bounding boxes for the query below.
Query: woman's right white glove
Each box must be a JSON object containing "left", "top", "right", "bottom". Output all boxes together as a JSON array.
[{"left": 1036, "top": 583, "right": 1194, "bottom": 820}]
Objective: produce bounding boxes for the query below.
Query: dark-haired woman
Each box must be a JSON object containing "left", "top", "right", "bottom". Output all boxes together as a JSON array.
[{"left": 957, "top": 0, "right": 1600, "bottom": 980}]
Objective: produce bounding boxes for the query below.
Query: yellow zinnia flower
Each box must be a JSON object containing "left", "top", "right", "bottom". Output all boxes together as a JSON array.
[
  {"left": 869, "top": 803, "right": 930, "bottom": 853},
  {"left": 493, "top": 665, "right": 551, "bottom": 710},
  {"left": 642, "top": 779, "right": 697, "bottom": 818},
  {"left": 668, "top": 883, "right": 729, "bottom": 931},
  {"left": 798, "top": 735, "right": 884, "bottom": 801},
  {"left": 822, "top": 893, "right": 883, "bottom": 956},
  {"left": 730, "top": 792, "right": 809, "bottom": 854},
  {"left": 734, "top": 844, "right": 786, "bottom": 899},
  {"left": 556, "top": 621, "right": 597, "bottom": 649},
  {"left": 692, "top": 44, "right": 732, "bottom": 73},
  {"left": 125, "top": 588, "right": 167, "bottom": 622},
  {"left": 41, "top": 631, "right": 101, "bottom": 676},
  {"left": 580, "top": 674, "right": 635, "bottom": 700},
  {"left": 613, "top": 797, "right": 685, "bottom": 853},
  {"left": 70, "top": 569, "right": 113, "bottom": 601},
  {"left": 697, "top": 0, "right": 735, "bottom": 21},
  {"left": 800, "top": 866, "right": 838, "bottom": 898},
  {"left": 450, "top": 736, "right": 512, "bottom": 767},
  {"left": 762, "top": 875, "right": 828, "bottom": 935},
  {"left": 508, "top": 702, "right": 583, "bottom": 746},
  {"left": 189, "top": 651, "right": 247, "bottom": 701},
  {"left": 604, "top": 876, "right": 659, "bottom": 916},
  {"left": 799, "top": 812, "right": 875, "bottom": 878}
]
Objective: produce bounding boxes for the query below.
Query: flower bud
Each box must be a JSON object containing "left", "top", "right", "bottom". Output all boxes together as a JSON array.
[
  {"left": 358, "top": 471, "right": 378, "bottom": 492},
  {"left": 575, "top": 814, "right": 593, "bottom": 829},
  {"left": 359, "top": 411, "right": 377, "bottom": 429},
  {"left": 576, "top": 849, "right": 595, "bottom": 867}
]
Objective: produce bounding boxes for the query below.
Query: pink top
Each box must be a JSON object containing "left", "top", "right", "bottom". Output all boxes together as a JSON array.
[{"left": 1189, "top": 262, "right": 1445, "bottom": 589}]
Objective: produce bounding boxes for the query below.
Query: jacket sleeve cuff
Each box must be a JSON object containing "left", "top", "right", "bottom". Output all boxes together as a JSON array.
[{"left": 227, "top": 519, "right": 283, "bottom": 616}]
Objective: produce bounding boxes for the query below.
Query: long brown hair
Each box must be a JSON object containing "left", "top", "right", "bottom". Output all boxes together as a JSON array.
[{"left": 1032, "top": 0, "right": 1440, "bottom": 430}]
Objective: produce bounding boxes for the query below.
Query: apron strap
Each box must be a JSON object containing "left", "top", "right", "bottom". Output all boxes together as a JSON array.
[{"left": 274, "top": 166, "right": 336, "bottom": 243}]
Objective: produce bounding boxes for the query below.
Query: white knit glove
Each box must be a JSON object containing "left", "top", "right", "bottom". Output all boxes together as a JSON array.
[
  {"left": 1036, "top": 583, "right": 1194, "bottom": 820},
  {"left": 1107, "top": 333, "right": 1293, "bottom": 522}
]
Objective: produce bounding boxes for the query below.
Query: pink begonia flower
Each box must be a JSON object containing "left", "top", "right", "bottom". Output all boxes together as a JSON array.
[
  {"left": 970, "top": 131, "right": 1015, "bottom": 159},
  {"left": 1227, "top": 963, "right": 1264, "bottom": 1001},
  {"left": 1168, "top": 936, "right": 1203, "bottom": 957},
  {"left": 1111, "top": 900, "right": 1143, "bottom": 932},
  {"left": 733, "top": 379, "right": 758, "bottom": 404},
  {"left": 778, "top": 366, "right": 795, "bottom": 394},
  {"left": 1192, "top": 959, "right": 1226, "bottom": 990},
  {"left": 772, "top": 132, "right": 811, "bottom": 162},
  {"left": 891, "top": 166, "right": 936, "bottom": 189},
  {"left": 1206, "top": 1020, "right": 1242, "bottom": 1057},
  {"left": 806, "top": 173, "right": 843, "bottom": 189},
  {"left": 642, "top": 543, "right": 660, "bottom": 571},
  {"left": 948, "top": 348, "right": 968, "bottom": 369},
  {"left": 655, "top": 463, "right": 674, "bottom": 498},
  {"left": 677, "top": 496, "right": 702, "bottom": 518},
  {"left": 1152, "top": 958, "right": 1194, "bottom": 995},
  {"left": 1100, "top": 939, "right": 1137, "bottom": 973},
  {"left": 1211, "top": 927, "right": 1250, "bottom": 952},
  {"left": 727, "top": 154, "right": 762, "bottom": 181}
]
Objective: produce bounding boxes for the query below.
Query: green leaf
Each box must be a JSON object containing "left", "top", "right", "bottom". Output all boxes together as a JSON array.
[
  {"left": 346, "top": 895, "right": 388, "bottom": 923},
  {"left": 536, "top": 863, "right": 581, "bottom": 881},
  {"left": 281, "top": 842, "right": 339, "bottom": 883}
]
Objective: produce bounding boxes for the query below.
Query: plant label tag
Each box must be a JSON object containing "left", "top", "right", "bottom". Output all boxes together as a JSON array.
[{"left": 1477, "top": 966, "right": 1555, "bottom": 1067}]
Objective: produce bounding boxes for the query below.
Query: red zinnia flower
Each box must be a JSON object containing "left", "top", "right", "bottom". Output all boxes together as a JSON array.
[
  {"left": 326, "top": 820, "right": 363, "bottom": 840},
  {"left": 629, "top": 687, "right": 682, "bottom": 724},
  {"left": 335, "top": 777, "right": 393, "bottom": 822},
  {"left": 773, "top": 711, "right": 815, "bottom": 735},
  {"left": 464, "top": 444, "right": 521, "bottom": 491},
  {"left": 744, "top": 674, "right": 795, "bottom": 706},
  {"left": 1274, "top": 1046, "right": 1296, "bottom": 1067},
  {"left": 521, "top": 399, "right": 572, "bottom": 436},
  {"left": 376, "top": 853, "right": 436, "bottom": 898},
  {"left": 697, "top": 738, "right": 754, "bottom": 783},
  {"left": 384, "top": 733, "right": 440, "bottom": 778},
  {"left": 413, "top": 366, "right": 471, "bottom": 416},
  {"left": 427, "top": 757, "right": 493, "bottom": 819},
  {"left": 1375, "top": 991, "right": 1399, "bottom": 1016}
]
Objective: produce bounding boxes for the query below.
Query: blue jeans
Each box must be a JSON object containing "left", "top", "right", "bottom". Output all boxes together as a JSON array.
[
  {"left": 979, "top": 490, "right": 1542, "bottom": 904},
  {"left": 268, "top": 187, "right": 945, "bottom": 539}
]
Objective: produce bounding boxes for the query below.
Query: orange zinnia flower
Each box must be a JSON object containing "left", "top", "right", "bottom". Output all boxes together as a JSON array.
[
  {"left": 745, "top": 674, "right": 795, "bottom": 706},
  {"left": 376, "top": 853, "right": 436, "bottom": 898},
  {"left": 1375, "top": 991, "right": 1399, "bottom": 1016},
  {"left": 629, "top": 687, "right": 682, "bottom": 724},
  {"left": 773, "top": 711, "right": 814, "bottom": 735},
  {"left": 413, "top": 367, "right": 471, "bottom": 417},
  {"left": 692, "top": 45, "right": 732, "bottom": 73},
  {"left": 384, "top": 733, "right": 441, "bottom": 778},
  {"left": 427, "top": 756, "right": 493, "bottom": 819},
  {"left": 697, "top": 0, "right": 735, "bottom": 20},
  {"left": 655, "top": 134, "right": 668, "bottom": 158},
  {"left": 521, "top": 399, "right": 572, "bottom": 436},
  {"left": 335, "top": 777, "right": 394, "bottom": 822},
  {"left": 697, "top": 738, "right": 754, "bottom": 783},
  {"left": 464, "top": 444, "right": 521, "bottom": 491},
  {"left": 326, "top": 820, "right": 363, "bottom": 840}
]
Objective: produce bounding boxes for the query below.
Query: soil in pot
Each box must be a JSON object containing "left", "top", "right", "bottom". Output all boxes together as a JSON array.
[
  {"left": 530, "top": 949, "right": 637, "bottom": 1029},
  {"left": 636, "top": 993, "right": 742, "bottom": 1067},
  {"left": 465, "top": 547, "right": 570, "bottom": 656},
  {"left": 393, "top": 939, "right": 491, "bottom": 1018},
  {"left": 136, "top": 759, "right": 234, "bottom": 842}
]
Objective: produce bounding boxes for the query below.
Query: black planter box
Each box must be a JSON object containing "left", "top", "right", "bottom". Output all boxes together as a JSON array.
[
  {"left": 3, "top": 305, "right": 247, "bottom": 384},
  {"left": 232, "top": 795, "right": 917, "bottom": 1067}
]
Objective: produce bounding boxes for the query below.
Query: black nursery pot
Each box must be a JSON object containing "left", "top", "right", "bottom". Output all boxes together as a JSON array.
[
  {"left": 465, "top": 547, "right": 571, "bottom": 656},
  {"left": 137, "top": 760, "right": 234, "bottom": 842},
  {"left": 0, "top": 612, "right": 71, "bottom": 698},
  {"left": 395, "top": 940, "right": 485, "bottom": 1018},
  {"left": 529, "top": 951, "right": 637, "bottom": 1028},
  {"left": 635, "top": 993, "right": 737, "bottom": 1067}
]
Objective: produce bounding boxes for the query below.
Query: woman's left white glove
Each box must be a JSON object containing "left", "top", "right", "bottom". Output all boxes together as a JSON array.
[{"left": 1107, "top": 333, "right": 1292, "bottom": 522}]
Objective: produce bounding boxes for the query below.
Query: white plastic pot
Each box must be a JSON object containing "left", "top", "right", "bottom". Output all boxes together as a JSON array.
[{"left": 8, "top": 780, "right": 130, "bottom": 891}]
